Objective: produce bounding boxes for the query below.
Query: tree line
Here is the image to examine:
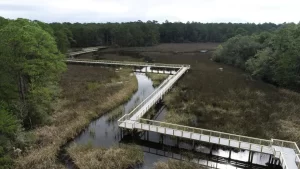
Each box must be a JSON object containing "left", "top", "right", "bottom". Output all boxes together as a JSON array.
[
  {"left": 1, "top": 17, "right": 281, "bottom": 51},
  {"left": 0, "top": 18, "right": 66, "bottom": 168},
  {"left": 213, "top": 23, "right": 300, "bottom": 91},
  {"left": 0, "top": 16, "right": 291, "bottom": 168}
]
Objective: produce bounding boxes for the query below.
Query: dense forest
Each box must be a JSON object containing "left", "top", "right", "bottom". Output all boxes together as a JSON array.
[
  {"left": 0, "top": 16, "right": 297, "bottom": 168},
  {"left": 213, "top": 23, "right": 300, "bottom": 92},
  {"left": 1, "top": 16, "right": 281, "bottom": 51}
]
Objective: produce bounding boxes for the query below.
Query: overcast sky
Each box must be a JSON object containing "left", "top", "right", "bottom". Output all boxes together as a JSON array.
[{"left": 0, "top": 0, "right": 299, "bottom": 24}]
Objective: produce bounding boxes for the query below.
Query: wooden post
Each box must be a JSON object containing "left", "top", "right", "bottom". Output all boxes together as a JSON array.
[
  {"left": 268, "top": 155, "right": 272, "bottom": 164},
  {"left": 209, "top": 145, "right": 213, "bottom": 155},
  {"left": 229, "top": 149, "right": 232, "bottom": 159},
  {"left": 147, "top": 131, "right": 149, "bottom": 141},
  {"left": 248, "top": 151, "right": 252, "bottom": 163}
]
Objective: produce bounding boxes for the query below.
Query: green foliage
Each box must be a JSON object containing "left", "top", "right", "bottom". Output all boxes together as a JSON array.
[
  {"left": 0, "top": 18, "right": 66, "bottom": 128},
  {"left": 214, "top": 24, "right": 300, "bottom": 91},
  {"left": 0, "top": 105, "right": 21, "bottom": 169},
  {"left": 50, "top": 23, "right": 74, "bottom": 53},
  {"left": 0, "top": 17, "right": 9, "bottom": 28},
  {"left": 159, "top": 22, "right": 278, "bottom": 43},
  {"left": 212, "top": 35, "right": 262, "bottom": 69}
]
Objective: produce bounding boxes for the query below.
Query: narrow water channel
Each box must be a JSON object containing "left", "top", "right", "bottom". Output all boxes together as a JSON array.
[
  {"left": 74, "top": 73, "right": 156, "bottom": 147},
  {"left": 67, "top": 72, "right": 279, "bottom": 169}
]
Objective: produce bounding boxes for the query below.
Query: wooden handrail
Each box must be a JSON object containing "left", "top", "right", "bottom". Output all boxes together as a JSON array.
[{"left": 139, "top": 118, "right": 271, "bottom": 143}]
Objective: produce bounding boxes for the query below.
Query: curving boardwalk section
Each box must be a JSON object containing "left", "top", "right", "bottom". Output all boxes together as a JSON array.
[
  {"left": 114, "top": 61, "right": 300, "bottom": 169},
  {"left": 65, "top": 58, "right": 299, "bottom": 169},
  {"left": 68, "top": 47, "right": 106, "bottom": 57}
]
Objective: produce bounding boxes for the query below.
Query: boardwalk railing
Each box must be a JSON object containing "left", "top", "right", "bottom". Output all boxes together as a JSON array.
[
  {"left": 118, "top": 67, "right": 188, "bottom": 122},
  {"left": 118, "top": 74, "right": 173, "bottom": 122},
  {"left": 272, "top": 139, "right": 300, "bottom": 169},
  {"left": 273, "top": 148, "right": 288, "bottom": 169},
  {"left": 118, "top": 117, "right": 300, "bottom": 169},
  {"left": 121, "top": 118, "right": 273, "bottom": 150},
  {"left": 71, "top": 58, "right": 297, "bottom": 169},
  {"left": 66, "top": 59, "right": 190, "bottom": 68}
]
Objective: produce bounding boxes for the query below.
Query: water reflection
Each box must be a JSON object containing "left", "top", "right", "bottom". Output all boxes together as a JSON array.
[
  {"left": 70, "top": 72, "right": 277, "bottom": 169},
  {"left": 74, "top": 73, "right": 156, "bottom": 147}
]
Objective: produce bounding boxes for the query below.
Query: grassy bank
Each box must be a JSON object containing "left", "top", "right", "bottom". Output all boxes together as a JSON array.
[
  {"left": 146, "top": 73, "right": 168, "bottom": 87},
  {"left": 154, "top": 160, "right": 206, "bottom": 169},
  {"left": 91, "top": 43, "right": 300, "bottom": 144},
  {"left": 15, "top": 65, "right": 138, "bottom": 169},
  {"left": 67, "top": 143, "right": 143, "bottom": 169}
]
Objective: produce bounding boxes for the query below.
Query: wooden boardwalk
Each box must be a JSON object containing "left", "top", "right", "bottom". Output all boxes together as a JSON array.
[
  {"left": 68, "top": 46, "right": 108, "bottom": 57},
  {"left": 64, "top": 58, "right": 299, "bottom": 169},
  {"left": 114, "top": 61, "right": 299, "bottom": 169}
]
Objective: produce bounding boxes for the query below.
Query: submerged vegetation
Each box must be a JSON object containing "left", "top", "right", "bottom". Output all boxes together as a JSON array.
[
  {"left": 67, "top": 143, "right": 144, "bottom": 169},
  {"left": 106, "top": 106, "right": 124, "bottom": 122}
]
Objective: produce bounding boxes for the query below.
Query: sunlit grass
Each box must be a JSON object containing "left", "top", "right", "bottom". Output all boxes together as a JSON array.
[{"left": 67, "top": 143, "right": 144, "bottom": 169}]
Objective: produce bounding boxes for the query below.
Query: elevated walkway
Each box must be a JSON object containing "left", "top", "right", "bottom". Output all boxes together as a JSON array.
[
  {"left": 64, "top": 58, "right": 299, "bottom": 169},
  {"left": 115, "top": 61, "right": 299, "bottom": 169}
]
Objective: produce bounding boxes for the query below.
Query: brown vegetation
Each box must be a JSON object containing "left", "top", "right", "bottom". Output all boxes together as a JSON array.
[
  {"left": 15, "top": 65, "right": 138, "bottom": 169},
  {"left": 96, "top": 43, "right": 300, "bottom": 144},
  {"left": 154, "top": 160, "right": 206, "bottom": 169},
  {"left": 67, "top": 143, "right": 143, "bottom": 169},
  {"left": 146, "top": 73, "right": 168, "bottom": 87}
]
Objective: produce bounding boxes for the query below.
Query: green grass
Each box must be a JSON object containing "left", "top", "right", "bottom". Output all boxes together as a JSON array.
[{"left": 67, "top": 143, "right": 144, "bottom": 169}]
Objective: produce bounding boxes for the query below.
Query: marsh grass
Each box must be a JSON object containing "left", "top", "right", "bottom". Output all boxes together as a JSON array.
[
  {"left": 92, "top": 44, "right": 300, "bottom": 145},
  {"left": 154, "top": 160, "right": 206, "bottom": 169},
  {"left": 146, "top": 73, "right": 169, "bottom": 87},
  {"left": 15, "top": 65, "right": 138, "bottom": 169},
  {"left": 106, "top": 106, "right": 124, "bottom": 122},
  {"left": 67, "top": 143, "right": 144, "bottom": 169}
]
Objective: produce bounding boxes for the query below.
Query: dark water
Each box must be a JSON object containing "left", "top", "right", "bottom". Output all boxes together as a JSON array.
[
  {"left": 74, "top": 73, "right": 156, "bottom": 147},
  {"left": 69, "top": 73, "right": 277, "bottom": 169}
]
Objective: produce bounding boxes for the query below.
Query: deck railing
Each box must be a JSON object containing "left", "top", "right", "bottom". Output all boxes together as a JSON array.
[
  {"left": 66, "top": 59, "right": 190, "bottom": 68},
  {"left": 118, "top": 67, "right": 188, "bottom": 122},
  {"left": 118, "top": 118, "right": 299, "bottom": 169},
  {"left": 272, "top": 139, "right": 300, "bottom": 169},
  {"left": 137, "top": 118, "right": 272, "bottom": 148}
]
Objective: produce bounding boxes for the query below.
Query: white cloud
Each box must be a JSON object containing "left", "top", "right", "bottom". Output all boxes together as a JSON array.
[{"left": 0, "top": 0, "right": 299, "bottom": 23}]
